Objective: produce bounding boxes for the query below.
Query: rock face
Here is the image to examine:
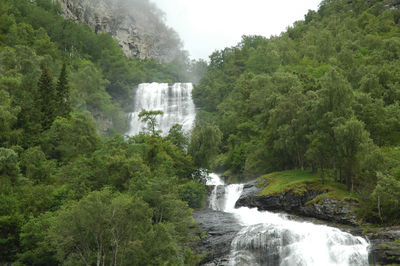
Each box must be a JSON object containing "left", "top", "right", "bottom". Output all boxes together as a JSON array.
[
  {"left": 56, "top": 0, "right": 186, "bottom": 61},
  {"left": 235, "top": 180, "right": 358, "bottom": 226},
  {"left": 193, "top": 209, "right": 243, "bottom": 265}
]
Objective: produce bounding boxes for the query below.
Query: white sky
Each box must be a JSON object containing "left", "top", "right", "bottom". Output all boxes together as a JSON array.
[{"left": 150, "top": 0, "right": 322, "bottom": 60}]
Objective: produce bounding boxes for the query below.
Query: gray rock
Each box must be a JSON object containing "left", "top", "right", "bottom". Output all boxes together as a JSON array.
[
  {"left": 235, "top": 180, "right": 358, "bottom": 225},
  {"left": 300, "top": 198, "right": 358, "bottom": 226},
  {"left": 193, "top": 209, "right": 243, "bottom": 265},
  {"left": 367, "top": 227, "right": 400, "bottom": 265},
  {"left": 56, "top": 0, "right": 186, "bottom": 61}
]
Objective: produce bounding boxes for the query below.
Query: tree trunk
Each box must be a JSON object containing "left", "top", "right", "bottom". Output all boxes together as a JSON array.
[
  {"left": 346, "top": 167, "right": 352, "bottom": 192},
  {"left": 321, "top": 164, "right": 325, "bottom": 184},
  {"left": 297, "top": 151, "right": 304, "bottom": 171},
  {"left": 312, "top": 164, "right": 317, "bottom": 174},
  {"left": 377, "top": 196, "right": 383, "bottom": 224},
  {"left": 333, "top": 162, "right": 338, "bottom": 183}
]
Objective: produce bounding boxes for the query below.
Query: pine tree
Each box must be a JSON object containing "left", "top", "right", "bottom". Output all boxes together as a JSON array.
[
  {"left": 55, "top": 62, "right": 71, "bottom": 118},
  {"left": 36, "top": 67, "right": 56, "bottom": 130}
]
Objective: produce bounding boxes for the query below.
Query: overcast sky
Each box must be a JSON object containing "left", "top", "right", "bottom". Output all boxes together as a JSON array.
[{"left": 150, "top": 0, "right": 322, "bottom": 60}]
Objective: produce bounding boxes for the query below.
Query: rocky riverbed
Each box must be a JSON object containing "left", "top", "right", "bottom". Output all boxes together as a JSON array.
[
  {"left": 193, "top": 209, "right": 243, "bottom": 265},
  {"left": 233, "top": 179, "right": 400, "bottom": 265},
  {"left": 194, "top": 179, "right": 400, "bottom": 265}
]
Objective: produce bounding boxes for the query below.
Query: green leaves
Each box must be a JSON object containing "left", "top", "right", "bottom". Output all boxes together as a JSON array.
[
  {"left": 36, "top": 67, "right": 55, "bottom": 130},
  {"left": 0, "top": 148, "right": 20, "bottom": 184},
  {"left": 49, "top": 189, "right": 152, "bottom": 265},
  {"left": 138, "top": 109, "right": 164, "bottom": 136},
  {"left": 372, "top": 173, "right": 400, "bottom": 223},
  {"left": 48, "top": 188, "right": 190, "bottom": 266},
  {"left": 189, "top": 122, "right": 222, "bottom": 169}
]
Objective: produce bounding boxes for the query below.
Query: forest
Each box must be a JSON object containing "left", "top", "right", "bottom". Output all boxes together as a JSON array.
[
  {"left": 191, "top": 0, "right": 400, "bottom": 224},
  {"left": 1, "top": 0, "right": 400, "bottom": 265},
  {"left": 0, "top": 0, "right": 205, "bottom": 265}
]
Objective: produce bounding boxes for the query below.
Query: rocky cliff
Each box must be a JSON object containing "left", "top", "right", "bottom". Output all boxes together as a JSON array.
[{"left": 56, "top": 0, "right": 186, "bottom": 62}]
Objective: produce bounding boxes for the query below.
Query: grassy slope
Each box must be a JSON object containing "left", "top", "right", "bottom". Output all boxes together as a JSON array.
[{"left": 257, "top": 170, "right": 358, "bottom": 204}]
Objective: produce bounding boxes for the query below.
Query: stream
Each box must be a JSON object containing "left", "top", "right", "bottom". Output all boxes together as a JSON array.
[
  {"left": 206, "top": 173, "right": 370, "bottom": 266},
  {"left": 127, "top": 82, "right": 370, "bottom": 265}
]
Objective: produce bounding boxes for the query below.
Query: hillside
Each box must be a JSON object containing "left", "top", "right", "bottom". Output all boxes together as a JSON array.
[
  {"left": 0, "top": 0, "right": 194, "bottom": 134},
  {"left": 190, "top": 0, "right": 400, "bottom": 224},
  {"left": 0, "top": 1, "right": 205, "bottom": 265},
  {"left": 57, "top": 0, "right": 187, "bottom": 62}
]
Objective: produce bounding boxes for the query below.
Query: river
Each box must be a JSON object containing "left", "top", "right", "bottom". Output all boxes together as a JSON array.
[
  {"left": 127, "top": 82, "right": 370, "bottom": 265},
  {"left": 206, "top": 173, "right": 369, "bottom": 266}
]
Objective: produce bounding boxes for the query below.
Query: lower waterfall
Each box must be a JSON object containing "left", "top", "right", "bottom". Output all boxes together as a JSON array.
[{"left": 206, "top": 174, "right": 370, "bottom": 266}]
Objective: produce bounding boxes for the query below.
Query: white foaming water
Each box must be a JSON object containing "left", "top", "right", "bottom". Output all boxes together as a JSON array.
[
  {"left": 127, "top": 83, "right": 196, "bottom": 136},
  {"left": 207, "top": 174, "right": 369, "bottom": 266},
  {"left": 207, "top": 173, "right": 226, "bottom": 210},
  {"left": 206, "top": 173, "right": 225, "bottom": 186}
]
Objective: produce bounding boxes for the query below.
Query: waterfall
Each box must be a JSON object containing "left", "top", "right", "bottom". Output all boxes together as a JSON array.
[
  {"left": 127, "top": 83, "right": 196, "bottom": 136},
  {"left": 207, "top": 174, "right": 370, "bottom": 266}
]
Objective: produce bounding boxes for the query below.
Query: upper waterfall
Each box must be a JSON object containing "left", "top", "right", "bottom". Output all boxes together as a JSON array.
[{"left": 127, "top": 83, "right": 196, "bottom": 136}]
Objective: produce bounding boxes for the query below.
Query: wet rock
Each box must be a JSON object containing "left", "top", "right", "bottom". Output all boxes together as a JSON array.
[
  {"left": 193, "top": 209, "right": 243, "bottom": 265},
  {"left": 300, "top": 198, "right": 358, "bottom": 226},
  {"left": 367, "top": 227, "right": 400, "bottom": 265},
  {"left": 235, "top": 180, "right": 358, "bottom": 226},
  {"left": 234, "top": 180, "right": 400, "bottom": 264}
]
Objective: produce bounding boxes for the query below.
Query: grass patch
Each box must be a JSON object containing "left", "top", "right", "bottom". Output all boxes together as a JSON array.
[{"left": 257, "top": 170, "right": 358, "bottom": 204}]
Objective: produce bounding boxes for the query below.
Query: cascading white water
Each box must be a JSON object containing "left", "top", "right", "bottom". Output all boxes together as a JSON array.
[
  {"left": 127, "top": 83, "right": 196, "bottom": 136},
  {"left": 207, "top": 174, "right": 369, "bottom": 266}
]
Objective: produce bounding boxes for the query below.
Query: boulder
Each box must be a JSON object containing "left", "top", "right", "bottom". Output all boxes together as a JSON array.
[
  {"left": 193, "top": 209, "right": 243, "bottom": 265},
  {"left": 367, "top": 227, "right": 400, "bottom": 265}
]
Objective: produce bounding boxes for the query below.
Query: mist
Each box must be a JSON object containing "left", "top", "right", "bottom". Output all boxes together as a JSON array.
[
  {"left": 151, "top": 0, "right": 322, "bottom": 60},
  {"left": 103, "top": 0, "right": 187, "bottom": 61}
]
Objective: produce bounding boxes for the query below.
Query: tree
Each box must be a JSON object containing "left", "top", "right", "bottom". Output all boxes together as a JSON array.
[
  {"left": 189, "top": 123, "right": 222, "bottom": 168},
  {"left": 17, "top": 212, "right": 58, "bottom": 265},
  {"left": 55, "top": 62, "right": 71, "bottom": 118},
  {"left": 372, "top": 173, "right": 400, "bottom": 224},
  {"left": 0, "top": 90, "right": 20, "bottom": 147},
  {"left": 138, "top": 109, "right": 164, "bottom": 136},
  {"left": 166, "top": 124, "right": 188, "bottom": 151},
  {"left": 334, "top": 118, "right": 371, "bottom": 191},
  {"left": 41, "top": 113, "right": 101, "bottom": 162},
  {"left": 0, "top": 148, "right": 20, "bottom": 184},
  {"left": 0, "top": 193, "right": 23, "bottom": 263},
  {"left": 19, "top": 146, "right": 56, "bottom": 184},
  {"left": 36, "top": 67, "right": 56, "bottom": 130},
  {"left": 48, "top": 189, "right": 157, "bottom": 266}
]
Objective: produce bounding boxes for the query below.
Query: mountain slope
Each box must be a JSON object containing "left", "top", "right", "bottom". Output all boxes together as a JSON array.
[{"left": 57, "top": 0, "right": 187, "bottom": 62}]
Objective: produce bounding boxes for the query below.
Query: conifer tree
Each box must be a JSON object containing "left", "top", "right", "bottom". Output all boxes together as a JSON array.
[
  {"left": 36, "top": 67, "right": 56, "bottom": 130},
  {"left": 55, "top": 62, "right": 71, "bottom": 118}
]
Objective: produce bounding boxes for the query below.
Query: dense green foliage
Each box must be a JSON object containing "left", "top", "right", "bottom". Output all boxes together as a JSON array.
[
  {"left": 0, "top": 0, "right": 198, "bottom": 136},
  {"left": 192, "top": 0, "right": 400, "bottom": 224},
  {"left": 0, "top": 0, "right": 207, "bottom": 264}
]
